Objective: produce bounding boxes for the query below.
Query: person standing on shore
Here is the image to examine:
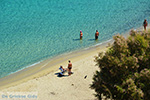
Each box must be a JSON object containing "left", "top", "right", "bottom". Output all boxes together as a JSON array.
[
  {"left": 143, "top": 19, "right": 148, "bottom": 30},
  {"left": 80, "top": 30, "right": 83, "bottom": 40},
  {"left": 95, "top": 30, "right": 99, "bottom": 40},
  {"left": 68, "top": 60, "right": 72, "bottom": 76}
]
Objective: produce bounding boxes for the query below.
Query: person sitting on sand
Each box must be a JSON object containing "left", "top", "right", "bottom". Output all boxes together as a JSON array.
[
  {"left": 59, "top": 66, "right": 66, "bottom": 72},
  {"left": 95, "top": 30, "right": 99, "bottom": 40},
  {"left": 68, "top": 60, "right": 72, "bottom": 76},
  {"left": 80, "top": 30, "right": 83, "bottom": 40},
  {"left": 58, "top": 66, "right": 67, "bottom": 76},
  {"left": 143, "top": 19, "right": 148, "bottom": 30}
]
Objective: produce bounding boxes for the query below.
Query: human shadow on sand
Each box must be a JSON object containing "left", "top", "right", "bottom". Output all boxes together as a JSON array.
[
  {"left": 55, "top": 72, "right": 68, "bottom": 77},
  {"left": 55, "top": 72, "right": 74, "bottom": 78}
]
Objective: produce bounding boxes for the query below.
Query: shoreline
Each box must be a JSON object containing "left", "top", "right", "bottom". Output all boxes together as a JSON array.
[
  {"left": 0, "top": 26, "right": 149, "bottom": 100},
  {"left": 0, "top": 39, "right": 109, "bottom": 100},
  {"left": 0, "top": 38, "right": 110, "bottom": 90},
  {"left": 0, "top": 25, "right": 149, "bottom": 90},
  {"left": 0, "top": 33, "right": 113, "bottom": 79},
  {"left": 0, "top": 22, "right": 147, "bottom": 80}
]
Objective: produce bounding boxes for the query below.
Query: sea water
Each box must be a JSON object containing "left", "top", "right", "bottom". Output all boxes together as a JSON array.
[{"left": 0, "top": 0, "right": 150, "bottom": 78}]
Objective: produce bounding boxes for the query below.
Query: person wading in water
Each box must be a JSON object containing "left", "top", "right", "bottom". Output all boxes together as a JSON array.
[{"left": 143, "top": 19, "right": 148, "bottom": 30}]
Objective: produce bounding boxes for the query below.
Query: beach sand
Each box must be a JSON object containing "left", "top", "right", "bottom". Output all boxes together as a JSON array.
[
  {"left": 0, "top": 26, "right": 149, "bottom": 100},
  {"left": 0, "top": 41, "right": 109, "bottom": 100}
]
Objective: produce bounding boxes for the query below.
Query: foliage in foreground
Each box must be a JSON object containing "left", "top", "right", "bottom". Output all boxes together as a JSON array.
[{"left": 91, "top": 30, "right": 150, "bottom": 100}]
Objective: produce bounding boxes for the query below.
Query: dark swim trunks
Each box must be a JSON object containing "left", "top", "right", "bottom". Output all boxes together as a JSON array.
[
  {"left": 95, "top": 36, "right": 98, "bottom": 40},
  {"left": 68, "top": 67, "right": 72, "bottom": 69}
]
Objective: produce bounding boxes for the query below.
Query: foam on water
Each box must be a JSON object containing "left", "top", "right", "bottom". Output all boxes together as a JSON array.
[{"left": 0, "top": 0, "right": 150, "bottom": 78}]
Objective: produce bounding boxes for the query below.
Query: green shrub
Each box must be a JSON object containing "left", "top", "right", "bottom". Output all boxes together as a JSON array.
[{"left": 91, "top": 30, "right": 150, "bottom": 100}]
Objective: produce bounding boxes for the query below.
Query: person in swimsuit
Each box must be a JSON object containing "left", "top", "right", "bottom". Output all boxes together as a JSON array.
[
  {"left": 143, "top": 19, "right": 148, "bottom": 30},
  {"left": 80, "top": 30, "right": 83, "bottom": 40},
  {"left": 68, "top": 60, "right": 72, "bottom": 76},
  {"left": 95, "top": 30, "right": 99, "bottom": 40}
]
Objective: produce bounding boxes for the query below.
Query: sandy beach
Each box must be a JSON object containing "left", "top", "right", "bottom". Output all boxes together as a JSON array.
[
  {"left": 0, "top": 40, "right": 109, "bottom": 100},
  {"left": 0, "top": 26, "right": 149, "bottom": 100}
]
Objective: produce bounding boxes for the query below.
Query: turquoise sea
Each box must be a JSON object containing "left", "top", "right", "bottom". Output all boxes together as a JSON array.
[{"left": 0, "top": 0, "right": 150, "bottom": 78}]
